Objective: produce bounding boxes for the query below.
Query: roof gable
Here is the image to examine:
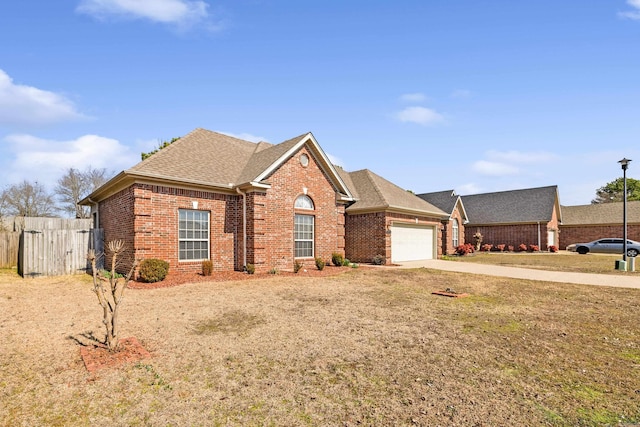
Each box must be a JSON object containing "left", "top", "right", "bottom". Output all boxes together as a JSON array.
[
  {"left": 462, "top": 185, "right": 560, "bottom": 225},
  {"left": 417, "top": 190, "right": 468, "bottom": 221},
  {"left": 82, "top": 128, "right": 354, "bottom": 203}
]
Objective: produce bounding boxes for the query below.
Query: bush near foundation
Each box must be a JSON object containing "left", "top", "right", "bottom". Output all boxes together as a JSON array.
[{"left": 139, "top": 259, "right": 169, "bottom": 283}]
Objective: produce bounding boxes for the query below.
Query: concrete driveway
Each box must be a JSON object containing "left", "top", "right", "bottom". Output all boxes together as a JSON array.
[{"left": 396, "top": 259, "right": 640, "bottom": 289}]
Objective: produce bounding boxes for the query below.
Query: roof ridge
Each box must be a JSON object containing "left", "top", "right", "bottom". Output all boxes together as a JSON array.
[{"left": 462, "top": 185, "right": 557, "bottom": 197}]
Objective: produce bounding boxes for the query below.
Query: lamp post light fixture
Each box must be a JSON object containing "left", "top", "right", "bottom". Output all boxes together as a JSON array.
[{"left": 618, "top": 158, "right": 632, "bottom": 263}]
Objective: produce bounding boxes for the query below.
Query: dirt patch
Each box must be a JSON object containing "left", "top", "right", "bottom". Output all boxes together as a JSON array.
[
  {"left": 128, "top": 265, "right": 354, "bottom": 289},
  {"left": 80, "top": 337, "right": 151, "bottom": 373}
]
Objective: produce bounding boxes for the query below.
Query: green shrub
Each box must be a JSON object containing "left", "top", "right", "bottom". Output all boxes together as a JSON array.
[
  {"left": 371, "top": 254, "right": 386, "bottom": 265},
  {"left": 342, "top": 258, "right": 351, "bottom": 267},
  {"left": 331, "top": 252, "right": 344, "bottom": 267},
  {"left": 246, "top": 264, "right": 255, "bottom": 275},
  {"left": 315, "top": 257, "right": 325, "bottom": 271},
  {"left": 293, "top": 260, "right": 303, "bottom": 273},
  {"left": 138, "top": 259, "right": 169, "bottom": 283},
  {"left": 351, "top": 263, "right": 359, "bottom": 268},
  {"left": 268, "top": 267, "right": 278, "bottom": 275},
  {"left": 100, "top": 269, "right": 123, "bottom": 279},
  {"left": 202, "top": 260, "right": 213, "bottom": 276}
]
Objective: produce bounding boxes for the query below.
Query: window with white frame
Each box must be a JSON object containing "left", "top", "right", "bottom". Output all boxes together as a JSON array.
[
  {"left": 294, "top": 195, "right": 315, "bottom": 258},
  {"left": 295, "top": 194, "right": 314, "bottom": 210},
  {"left": 294, "top": 214, "right": 314, "bottom": 258},
  {"left": 178, "top": 209, "right": 209, "bottom": 261},
  {"left": 452, "top": 218, "right": 459, "bottom": 247}
]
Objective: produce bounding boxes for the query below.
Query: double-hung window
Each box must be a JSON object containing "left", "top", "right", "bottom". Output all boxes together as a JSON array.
[
  {"left": 452, "top": 218, "right": 459, "bottom": 247},
  {"left": 178, "top": 209, "right": 209, "bottom": 261},
  {"left": 294, "top": 195, "right": 314, "bottom": 258}
]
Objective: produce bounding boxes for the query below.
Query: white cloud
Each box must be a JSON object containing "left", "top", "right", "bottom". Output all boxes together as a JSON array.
[
  {"left": 399, "top": 93, "right": 427, "bottom": 103},
  {"left": 77, "top": 0, "right": 210, "bottom": 27},
  {"left": 619, "top": 0, "right": 640, "bottom": 19},
  {"left": 485, "top": 149, "right": 557, "bottom": 164},
  {"left": 218, "top": 131, "right": 269, "bottom": 143},
  {"left": 456, "top": 182, "right": 483, "bottom": 195},
  {"left": 2, "top": 134, "right": 139, "bottom": 188},
  {"left": 472, "top": 160, "right": 519, "bottom": 176},
  {"left": 395, "top": 106, "right": 445, "bottom": 126},
  {"left": 0, "top": 69, "right": 86, "bottom": 127}
]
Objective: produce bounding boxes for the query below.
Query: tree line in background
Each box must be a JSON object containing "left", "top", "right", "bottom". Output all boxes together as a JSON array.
[
  {"left": 0, "top": 166, "right": 112, "bottom": 219},
  {"left": 0, "top": 138, "right": 180, "bottom": 221},
  {"left": 591, "top": 177, "right": 640, "bottom": 204}
]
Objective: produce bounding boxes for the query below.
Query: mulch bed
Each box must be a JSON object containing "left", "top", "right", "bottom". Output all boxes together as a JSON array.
[
  {"left": 128, "top": 265, "right": 356, "bottom": 290},
  {"left": 80, "top": 337, "right": 151, "bottom": 373}
]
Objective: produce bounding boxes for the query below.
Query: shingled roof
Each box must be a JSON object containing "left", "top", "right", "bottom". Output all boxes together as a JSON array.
[
  {"left": 417, "top": 190, "right": 468, "bottom": 221},
  {"left": 562, "top": 201, "right": 640, "bottom": 225},
  {"left": 82, "top": 128, "right": 353, "bottom": 203},
  {"left": 461, "top": 185, "right": 561, "bottom": 225},
  {"left": 342, "top": 169, "right": 447, "bottom": 217}
]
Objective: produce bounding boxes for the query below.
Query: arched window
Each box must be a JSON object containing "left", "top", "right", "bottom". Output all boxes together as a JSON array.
[
  {"left": 294, "top": 195, "right": 314, "bottom": 210},
  {"left": 452, "top": 218, "right": 459, "bottom": 248},
  {"left": 294, "top": 195, "right": 314, "bottom": 257}
]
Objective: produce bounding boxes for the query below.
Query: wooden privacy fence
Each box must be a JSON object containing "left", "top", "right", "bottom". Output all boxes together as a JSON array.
[
  {"left": 19, "top": 228, "right": 104, "bottom": 277},
  {"left": 0, "top": 232, "right": 20, "bottom": 268}
]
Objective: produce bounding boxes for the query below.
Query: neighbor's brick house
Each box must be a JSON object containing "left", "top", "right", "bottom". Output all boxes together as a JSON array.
[
  {"left": 559, "top": 201, "right": 640, "bottom": 249},
  {"left": 460, "top": 186, "right": 562, "bottom": 250},
  {"left": 83, "top": 128, "right": 447, "bottom": 274},
  {"left": 417, "top": 190, "right": 469, "bottom": 255}
]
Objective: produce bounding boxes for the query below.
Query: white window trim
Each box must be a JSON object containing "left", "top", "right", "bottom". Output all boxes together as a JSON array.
[
  {"left": 294, "top": 213, "right": 314, "bottom": 258},
  {"left": 452, "top": 218, "right": 459, "bottom": 247},
  {"left": 178, "top": 209, "right": 210, "bottom": 262}
]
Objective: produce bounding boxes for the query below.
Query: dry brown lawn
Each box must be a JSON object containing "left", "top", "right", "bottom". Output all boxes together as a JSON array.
[
  {"left": 1, "top": 267, "right": 639, "bottom": 426},
  {"left": 448, "top": 251, "right": 640, "bottom": 275}
]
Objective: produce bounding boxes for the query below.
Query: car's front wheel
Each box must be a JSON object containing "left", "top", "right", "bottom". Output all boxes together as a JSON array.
[
  {"left": 627, "top": 248, "right": 639, "bottom": 257},
  {"left": 577, "top": 247, "right": 589, "bottom": 255}
]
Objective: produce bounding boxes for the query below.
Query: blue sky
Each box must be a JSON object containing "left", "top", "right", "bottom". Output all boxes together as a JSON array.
[{"left": 1, "top": 0, "right": 640, "bottom": 206}]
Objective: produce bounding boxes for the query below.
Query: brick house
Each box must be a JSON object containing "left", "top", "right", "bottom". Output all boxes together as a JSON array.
[
  {"left": 82, "top": 128, "right": 446, "bottom": 274},
  {"left": 338, "top": 169, "right": 449, "bottom": 264},
  {"left": 461, "top": 186, "right": 562, "bottom": 250},
  {"left": 559, "top": 201, "right": 640, "bottom": 249},
  {"left": 416, "top": 190, "right": 469, "bottom": 255}
]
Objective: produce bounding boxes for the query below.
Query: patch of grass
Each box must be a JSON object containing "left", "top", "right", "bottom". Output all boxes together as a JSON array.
[
  {"left": 193, "top": 310, "right": 266, "bottom": 335},
  {"left": 2, "top": 268, "right": 640, "bottom": 425},
  {"left": 452, "top": 252, "right": 638, "bottom": 275}
]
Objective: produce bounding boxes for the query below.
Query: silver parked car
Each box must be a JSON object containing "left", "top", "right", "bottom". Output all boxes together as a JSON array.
[{"left": 566, "top": 238, "right": 640, "bottom": 257}]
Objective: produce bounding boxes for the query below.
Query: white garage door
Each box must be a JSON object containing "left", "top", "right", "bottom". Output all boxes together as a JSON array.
[{"left": 390, "top": 224, "right": 435, "bottom": 262}]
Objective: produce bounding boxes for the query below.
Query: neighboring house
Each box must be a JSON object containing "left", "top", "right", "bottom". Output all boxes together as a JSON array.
[
  {"left": 81, "top": 128, "right": 446, "bottom": 274},
  {"left": 559, "top": 201, "right": 640, "bottom": 249},
  {"left": 461, "top": 186, "right": 562, "bottom": 249},
  {"left": 338, "top": 168, "right": 449, "bottom": 264},
  {"left": 416, "top": 190, "right": 469, "bottom": 255}
]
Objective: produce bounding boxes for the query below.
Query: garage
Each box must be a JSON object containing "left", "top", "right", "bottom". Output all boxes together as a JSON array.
[{"left": 390, "top": 223, "right": 435, "bottom": 262}]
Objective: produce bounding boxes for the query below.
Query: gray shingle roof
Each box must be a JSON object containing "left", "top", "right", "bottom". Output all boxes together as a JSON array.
[
  {"left": 562, "top": 201, "right": 640, "bottom": 225},
  {"left": 417, "top": 190, "right": 457, "bottom": 215},
  {"left": 344, "top": 169, "right": 447, "bottom": 217},
  {"left": 461, "top": 185, "right": 560, "bottom": 225}
]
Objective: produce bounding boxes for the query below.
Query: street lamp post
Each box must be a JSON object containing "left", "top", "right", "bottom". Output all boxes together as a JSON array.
[{"left": 618, "top": 158, "right": 632, "bottom": 263}]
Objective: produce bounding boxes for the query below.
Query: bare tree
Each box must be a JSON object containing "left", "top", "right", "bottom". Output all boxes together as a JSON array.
[
  {"left": 88, "top": 240, "right": 139, "bottom": 352},
  {"left": 1, "top": 180, "right": 57, "bottom": 217},
  {"left": 55, "top": 166, "right": 111, "bottom": 218}
]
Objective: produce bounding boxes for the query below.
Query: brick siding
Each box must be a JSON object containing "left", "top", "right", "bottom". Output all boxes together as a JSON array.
[
  {"left": 559, "top": 224, "right": 640, "bottom": 249},
  {"left": 345, "top": 211, "right": 443, "bottom": 264},
  {"left": 97, "top": 145, "right": 346, "bottom": 275}
]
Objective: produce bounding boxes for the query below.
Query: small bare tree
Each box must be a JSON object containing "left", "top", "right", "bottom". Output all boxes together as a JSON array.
[{"left": 87, "top": 240, "right": 139, "bottom": 352}]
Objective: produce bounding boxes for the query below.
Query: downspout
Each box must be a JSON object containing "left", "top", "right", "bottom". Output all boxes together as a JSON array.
[
  {"left": 236, "top": 188, "right": 247, "bottom": 269},
  {"left": 537, "top": 221, "right": 541, "bottom": 249}
]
